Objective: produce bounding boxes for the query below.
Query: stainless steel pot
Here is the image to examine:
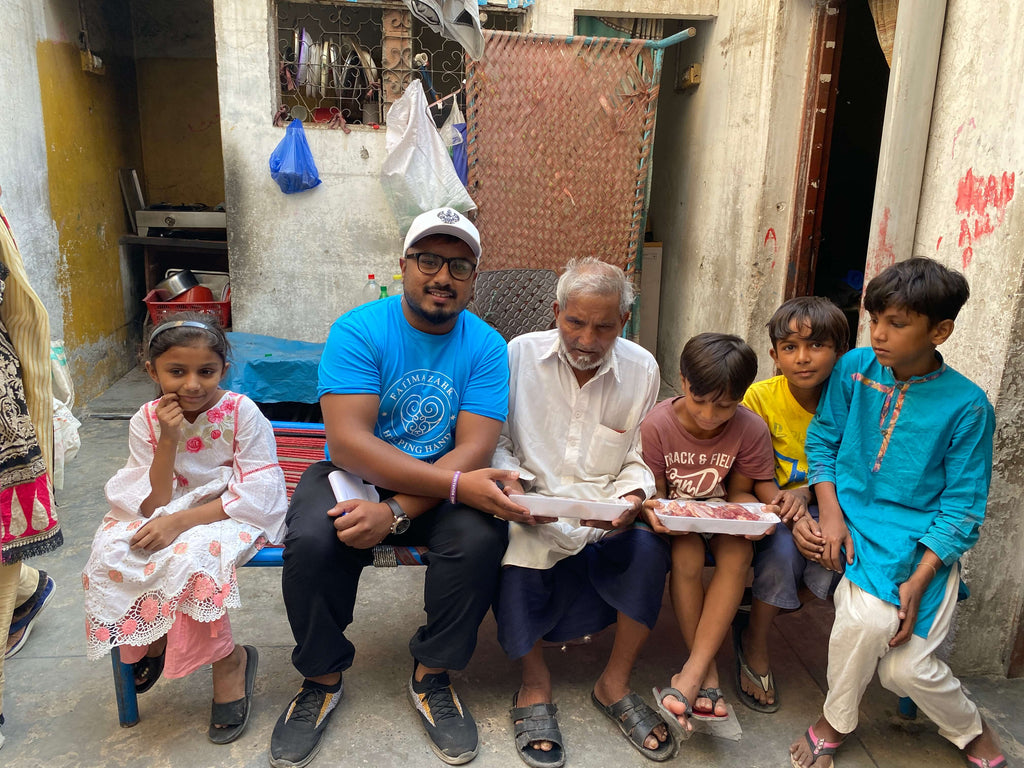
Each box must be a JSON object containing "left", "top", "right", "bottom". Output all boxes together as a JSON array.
[{"left": 155, "top": 269, "right": 200, "bottom": 299}]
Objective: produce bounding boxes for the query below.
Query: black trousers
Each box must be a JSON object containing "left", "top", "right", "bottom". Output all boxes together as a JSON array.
[{"left": 281, "top": 461, "right": 509, "bottom": 678}]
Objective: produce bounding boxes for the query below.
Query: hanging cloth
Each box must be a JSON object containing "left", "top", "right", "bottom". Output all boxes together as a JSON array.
[{"left": 402, "top": 0, "right": 485, "bottom": 60}]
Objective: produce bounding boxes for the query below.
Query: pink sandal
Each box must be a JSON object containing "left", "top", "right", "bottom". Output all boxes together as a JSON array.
[
  {"left": 790, "top": 725, "right": 842, "bottom": 767},
  {"left": 964, "top": 754, "right": 1007, "bottom": 768}
]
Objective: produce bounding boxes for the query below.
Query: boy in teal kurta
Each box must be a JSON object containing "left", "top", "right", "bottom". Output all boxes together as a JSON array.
[{"left": 789, "top": 258, "right": 1005, "bottom": 768}]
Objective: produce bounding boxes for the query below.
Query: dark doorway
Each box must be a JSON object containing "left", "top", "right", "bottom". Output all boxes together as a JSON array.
[
  {"left": 811, "top": 1, "right": 890, "bottom": 343},
  {"left": 788, "top": 0, "right": 890, "bottom": 348}
]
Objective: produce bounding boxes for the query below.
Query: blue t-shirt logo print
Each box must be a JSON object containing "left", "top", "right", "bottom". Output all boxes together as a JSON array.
[
  {"left": 401, "top": 393, "right": 446, "bottom": 437},
  {"left": 379, "top": 370, "right": 458, "bottom": 457}
]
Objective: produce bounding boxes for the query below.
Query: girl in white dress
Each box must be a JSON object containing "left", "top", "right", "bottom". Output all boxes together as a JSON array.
[{"left": 83, "top": 313, "right": 287, "bottom": 744}]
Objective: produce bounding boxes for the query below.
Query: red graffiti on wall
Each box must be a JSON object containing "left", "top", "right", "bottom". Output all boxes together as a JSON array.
[
  {"left": 763, "top": 228, "right": 777, "bottom": 252},
  {"left": 952, "top": 118, "right": 976, "bottom": 159},
  {"left": 868, "top": 207, "right": 896, "bottom": 276},
  {"left": 955, "top": 168, "right": 1014, "bottom": 269}
]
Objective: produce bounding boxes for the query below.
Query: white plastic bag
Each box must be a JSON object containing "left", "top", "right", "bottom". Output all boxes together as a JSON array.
[
  {"left": 439, "top": 100, "right": 466, "bottom": 149},
  {"left": 50, "top": 339, "right": 74, "bottom": 407},
  {"left": 53, "top": 397, "right": 81, "bottom": 490},
  {"left": 50, "top": 339, "right": 81, "bottom": 490},
  {"left": 381, "top": 80, "right": 475, "bottom": 232}
]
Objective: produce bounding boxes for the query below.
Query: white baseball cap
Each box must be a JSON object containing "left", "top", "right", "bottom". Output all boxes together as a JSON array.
[{"left": 403, "top": 208, "right": 481, "bottom": 261}]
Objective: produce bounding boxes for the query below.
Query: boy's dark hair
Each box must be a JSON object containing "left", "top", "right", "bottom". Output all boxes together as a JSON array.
[
  {"left": 767, "top": 296, "right": 850, "bottom": 355},
  {"left": 146, "top": 311, "right": 231, "bottom": 365},
  {"left": 679, "top": 333, "right": 758, "bottom": 400},
  {"left": 863, "top": 257, "right": 970, "bottom": 324}
]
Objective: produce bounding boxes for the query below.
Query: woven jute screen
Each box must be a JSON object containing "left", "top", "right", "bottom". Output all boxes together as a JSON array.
[{"left": 466, "top": 30, "right": 660, "bottom": 274}]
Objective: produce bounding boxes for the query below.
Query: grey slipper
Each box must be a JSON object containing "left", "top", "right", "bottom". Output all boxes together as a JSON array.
[
  {"left": 652, "top": 686, "right": 693, "bottom": 744},
  {"left": 732, "top": 622, "right": 780, "bottom": 713}
]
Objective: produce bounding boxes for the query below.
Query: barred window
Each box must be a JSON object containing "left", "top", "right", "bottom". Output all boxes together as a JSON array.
[{"left": 276, "top": 1, "right": 523, "bottom": 128}]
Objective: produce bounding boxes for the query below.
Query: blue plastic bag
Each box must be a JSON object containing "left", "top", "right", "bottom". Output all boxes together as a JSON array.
[{"left": 269, "top": 119, "right": 322, "bottom": 194}]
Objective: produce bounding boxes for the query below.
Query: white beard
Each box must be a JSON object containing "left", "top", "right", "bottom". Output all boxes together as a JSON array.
[{"left": 558, "top": 338, "right": 608, "bottom": 371}]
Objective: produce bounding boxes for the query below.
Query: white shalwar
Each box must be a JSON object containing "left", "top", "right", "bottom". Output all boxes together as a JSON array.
[
  {"left": 824, "top": 566, "right": 982, "bottom": 747},
  {"left": 83, "top": 392, "right": 287, "bottom": 660}
]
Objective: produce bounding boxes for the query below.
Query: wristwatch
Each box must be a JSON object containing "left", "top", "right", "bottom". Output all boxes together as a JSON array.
[{"left": 384, "top": 497, "right": 411, "bottom": 535}]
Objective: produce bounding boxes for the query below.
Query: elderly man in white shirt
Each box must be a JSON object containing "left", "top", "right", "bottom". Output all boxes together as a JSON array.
[{"left": 493, "top": 257, "right": 675, "bottom": 768}]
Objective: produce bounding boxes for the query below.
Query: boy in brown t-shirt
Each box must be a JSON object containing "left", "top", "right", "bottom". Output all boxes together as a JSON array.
[{"left": 641, "top": 333, "right": 777, "bottom": 740}]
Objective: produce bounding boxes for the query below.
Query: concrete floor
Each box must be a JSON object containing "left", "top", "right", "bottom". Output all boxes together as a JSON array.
[{"left": 2, "top": 367, "right": 1022, "bottom": 767}]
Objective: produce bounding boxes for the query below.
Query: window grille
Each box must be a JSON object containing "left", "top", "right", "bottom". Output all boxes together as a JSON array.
[{"left": 276, "top": 1, "right": 523, "bottom": 128}]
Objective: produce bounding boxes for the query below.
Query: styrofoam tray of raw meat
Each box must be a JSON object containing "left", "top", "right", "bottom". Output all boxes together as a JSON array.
[{"left": 652, "top": 499, "right": 779, "bottom": 535}]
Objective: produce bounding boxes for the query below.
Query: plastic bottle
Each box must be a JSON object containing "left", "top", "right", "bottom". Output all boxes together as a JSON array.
[
  {"left": 391, "top": 273, "right": 404, "bottom": 295},
  {"left": 378, "top": 284, "right": 388, "bottom": 300},
  {"left": 362, "top": 274, "right": 380, "bottom": 304}
]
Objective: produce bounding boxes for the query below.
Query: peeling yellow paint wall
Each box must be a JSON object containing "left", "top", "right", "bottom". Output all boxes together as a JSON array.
[
  {"left": 137, "top": 57, "right": 224, "bottom": 206},
  {"left": 36, "top": 40, "right": 143, "bottom": 401}
]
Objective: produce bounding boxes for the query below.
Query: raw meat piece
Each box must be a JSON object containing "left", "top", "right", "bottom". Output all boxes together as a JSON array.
[{"left": 657, "top": 500, "right": 763, "bottom": 521}]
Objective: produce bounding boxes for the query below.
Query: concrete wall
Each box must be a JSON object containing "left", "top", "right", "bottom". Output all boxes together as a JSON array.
[
  {"left": 0, "top": 1, "right": 65, "bottom": 338},
  {"left": 214, "top": 0, "right": 399, "bottom": 342},
  {"left": 1, "top": 0, "right": 142, "bottom": 403},
  {"left": 37, "top": 0, "right": 143, "bottom": 401},
  {"left": 900, "top": 0, "right": 1024, "bottom": 675},
  {"left": 527, "top": 0, "right": 717, "bottom": 33},
  {"left": 647, "top": 0, "right": 814, "bottom": 383}
]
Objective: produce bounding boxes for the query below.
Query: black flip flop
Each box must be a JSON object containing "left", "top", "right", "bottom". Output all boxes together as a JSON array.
[
  {"left": 692, "top": 687, "right": 730, "bottom": 721},
  {"left": 208, "top": 645, "right": 259, "bottom": 744},
  {"left": 133, "top": 647, "right": 166, "bottom": 694}
]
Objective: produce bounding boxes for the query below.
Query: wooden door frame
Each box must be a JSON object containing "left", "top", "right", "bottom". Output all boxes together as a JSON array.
[{"left": 785, "top": 0, "right": 846, "bottom": 298}]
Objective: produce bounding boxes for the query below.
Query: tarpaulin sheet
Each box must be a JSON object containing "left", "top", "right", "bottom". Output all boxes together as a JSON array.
[{"left": 222, "top": 332, "right": 324, "bottom": 404}]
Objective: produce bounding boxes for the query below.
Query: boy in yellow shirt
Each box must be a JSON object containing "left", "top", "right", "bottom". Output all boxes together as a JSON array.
[{"left": 734, "top": 297, "right": 849, "bottom": 713}]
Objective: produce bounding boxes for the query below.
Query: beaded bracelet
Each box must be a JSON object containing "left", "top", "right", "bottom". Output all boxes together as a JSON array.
[{"left": 449, "top": 471, "right": 461, "bottom": 504}]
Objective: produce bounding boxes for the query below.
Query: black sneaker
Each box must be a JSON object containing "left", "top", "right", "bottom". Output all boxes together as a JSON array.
[
  {"left": 269, "top": 680, "right": 343, "bottom": 768},
  {"left": 408, "top": 671, "right": 479, "bottom": 765}
]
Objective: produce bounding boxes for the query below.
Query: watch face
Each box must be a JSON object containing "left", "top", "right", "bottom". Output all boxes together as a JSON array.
[{"left": 393, "top": 516, "right": 411, "bottom": 535}]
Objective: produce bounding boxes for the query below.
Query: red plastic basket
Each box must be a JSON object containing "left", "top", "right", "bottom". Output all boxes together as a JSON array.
[{"left": 143, "top": 289, "right": 231, "bottom": 327}]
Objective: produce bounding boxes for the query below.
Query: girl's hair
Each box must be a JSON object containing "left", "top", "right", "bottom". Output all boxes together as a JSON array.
[
  {"left": 679, "top": 333, "right": 758, "bottom": 401},
  {"left": 556, "top": 256, "right": 634, "bottom": 316},
  {"left": 146, "top": 311, "right": 231, "bottom": 364},
  {"left": 767, "top": 296, "right": 850, "bottom": 355}
]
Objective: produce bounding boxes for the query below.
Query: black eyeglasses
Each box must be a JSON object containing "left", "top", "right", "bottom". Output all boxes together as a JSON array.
[{"left": 405, "top": 252, "right": 477, "bottom": 281}]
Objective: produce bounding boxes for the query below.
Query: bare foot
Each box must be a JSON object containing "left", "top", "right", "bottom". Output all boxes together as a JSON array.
[
  {"left": 593, "top": 679, "right": 668, "bottom": 750},
  {"left": 789, "top": 716, "right": 844, "bottom": 767},
  {"left": 739, "top": 625, "right": 775, "bottom": 707},
  {"left": 964, "top": 719, "right": 1005, "bottom": 766},
  {"left": 515, "top": 684, "right": 556, "bottom": 753}
]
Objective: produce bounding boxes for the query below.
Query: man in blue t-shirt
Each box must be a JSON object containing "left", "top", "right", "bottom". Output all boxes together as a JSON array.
[{"left": 271, "top": 209, "right": 532, "bottom": 768}]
